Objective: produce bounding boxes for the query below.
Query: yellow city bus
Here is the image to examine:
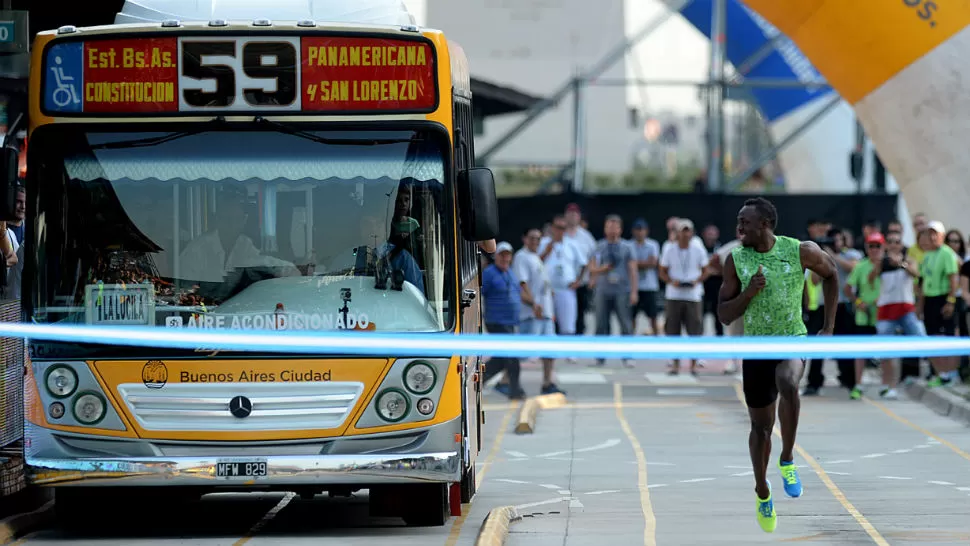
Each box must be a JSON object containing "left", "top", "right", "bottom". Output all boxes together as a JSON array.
[{"left": 3, "top": 12, "right": 499, "bottom": 527}]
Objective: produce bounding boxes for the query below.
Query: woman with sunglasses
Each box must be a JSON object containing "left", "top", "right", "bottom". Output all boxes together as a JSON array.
[{"left": 951, "top": 230, "right": 970, "bottom": 382}]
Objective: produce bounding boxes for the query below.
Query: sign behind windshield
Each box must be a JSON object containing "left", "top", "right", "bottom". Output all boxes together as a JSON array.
[
  {"left": 85, "top": 283, "right": 156, "bottom": 326},
  {"left": 41, "top": 34, "right": 437, "bottom": 116}
]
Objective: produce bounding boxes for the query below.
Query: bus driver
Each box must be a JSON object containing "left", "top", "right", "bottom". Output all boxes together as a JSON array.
[{"left": 177, "top": 186, "right": 302, "bottom": 283}]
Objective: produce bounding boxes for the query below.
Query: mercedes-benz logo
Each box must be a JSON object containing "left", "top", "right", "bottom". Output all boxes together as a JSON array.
[{"left": 229, "top": 395, "right": 253, "bottom": 419}]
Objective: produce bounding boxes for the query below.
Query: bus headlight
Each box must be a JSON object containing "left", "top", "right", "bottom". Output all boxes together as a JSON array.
[
  {"left": 416, "top": 397, "right": 435, "bottom": 415},
  {"left": 403, "top": 361, "right": 436, "bottom": 395},
  {"left": 73, "top": 392, "right": 107, "bottom": 425},
  {"left": 375, "top": 389, "right": 409, "bottom": 422},
  {"left": 45, "top": 366, "right": 78, "bottom": 398}
]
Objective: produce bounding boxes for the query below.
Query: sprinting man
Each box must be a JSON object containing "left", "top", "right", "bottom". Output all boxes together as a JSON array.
[{"left": 717, "top": 197, "right": 838, "bottom": 533}]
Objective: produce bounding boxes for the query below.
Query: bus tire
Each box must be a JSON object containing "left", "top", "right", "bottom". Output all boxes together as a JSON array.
[
  {"left": 460, "top": 464, "right": 476, "bottom": 503},
  {"left": 401, "top": 483, "right": 449, "bottom": 527}
]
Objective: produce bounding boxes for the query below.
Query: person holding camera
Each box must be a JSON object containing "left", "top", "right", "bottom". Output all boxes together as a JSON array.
[
  {"left": 659, "top": 218, "right": 710, "bottom": 375},
  {"left": 802, "top": 227, "right": 861, "bottom": 394},
  {"left": 590, "top": 215, "right": 639, "bottom": 368}
]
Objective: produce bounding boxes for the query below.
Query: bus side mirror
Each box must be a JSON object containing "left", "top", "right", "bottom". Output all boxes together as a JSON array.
[
  {"left": 0, "top": 146, "right": 19, "bottom": 222},
  {"left": 458, "top": 167, "right": 499, "bottom": 241}
]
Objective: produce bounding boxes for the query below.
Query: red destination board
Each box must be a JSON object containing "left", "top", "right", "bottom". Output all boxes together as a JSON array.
[
  {"left": 300, "top": 37, "right": 436, "bottom": 112},
  {"left": 82, "top": 38, "right": 179, "bottom": 113}
]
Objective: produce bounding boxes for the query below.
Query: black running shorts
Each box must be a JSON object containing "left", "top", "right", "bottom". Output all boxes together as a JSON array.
[{"left": 741, "top": 359, "right": 804, "bottom": 409}]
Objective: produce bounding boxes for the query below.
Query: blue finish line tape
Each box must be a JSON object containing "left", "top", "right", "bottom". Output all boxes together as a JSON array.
[{"left": 2, "top": 323, "right": 969, "bottom": 359}]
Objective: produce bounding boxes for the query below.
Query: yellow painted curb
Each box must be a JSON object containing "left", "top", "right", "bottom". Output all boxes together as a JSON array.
[
  {"left": 474, "top": 505, "right": 520, "bottom": 546},
  {"left": 0, "top": 500, "right": 54, "bottom": 545},
  {"left": 514, "top": 393, "right": 567, "bottom": 434}
]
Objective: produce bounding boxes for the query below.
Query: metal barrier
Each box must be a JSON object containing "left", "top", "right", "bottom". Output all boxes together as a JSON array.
[{"left": 0, "top": 299, "right": 22, "bottom": 449}]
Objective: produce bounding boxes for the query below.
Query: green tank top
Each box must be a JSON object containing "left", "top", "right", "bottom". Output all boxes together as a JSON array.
[{"left": 732, "top": 235, "right": 807, "bottom": 337}]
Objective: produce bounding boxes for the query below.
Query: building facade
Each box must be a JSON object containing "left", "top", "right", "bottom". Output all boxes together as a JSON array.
[{"left": 427, "top": 0, "right": 642, "bottom": 176}]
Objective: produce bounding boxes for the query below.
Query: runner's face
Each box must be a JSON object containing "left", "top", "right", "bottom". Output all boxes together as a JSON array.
[{"left": 736, "top": 206, "right": 762, "bottom": 247}]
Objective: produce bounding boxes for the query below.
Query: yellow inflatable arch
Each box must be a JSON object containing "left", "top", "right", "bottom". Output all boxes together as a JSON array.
[{"left": 743, "top": 0, "right": 968, "bottom": 233}]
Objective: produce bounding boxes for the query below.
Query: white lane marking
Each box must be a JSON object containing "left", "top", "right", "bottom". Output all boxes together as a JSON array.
[
  {"left": 545, "top": 457, "right": 586, "bottom": 461},
  {"left": 647, "top": 461, "right": 676, "bottom": 466},
  {"left": 568, "top": 497, "right": 585, "bottom": 510},
  {"left": 557, "top": 490, "right": 571, "bottom": 495},
  {"left": 732, "top": 471, "right": 754, "bottom": 477},
  {"left": 647, "top": 483, "right": 668, "bottom": 489},
  {"left": 679, "top": 478, "right": 716, "bottom": 483},
  {"left": 825, "top": 460, "right": 852, "bottom": 464},
  {"left": 536, "top": 438, "right": 621, "bottom": 458},
  {"left": 929, "top": 480, "right": 956, "bottom": 486},
  {"left": 927, "top": 438, "right": 940, "bottom": 444},
  {"left": 585, "top": 490, "right": 621, "bottom": 495},
  {"left": 914, "top": 444, "right": 932, "bottom": 449},
  {"left": 555, "top": 372, "right": 608, "bottom": 385},
  {"left": 645, "top": 373, "right": 699, "bottom": 385},
  {"left": 494, "top": 479, "right": 531, "bottom": 485},
  {"left": 724, "top": 465, "right": 750, "bottom": 469},
  {"left": 825, "top": 471, "right": 851, "bottom": 476},
  {"left": 860, "top": 453, "right": 886, "bottom": 459},
  {"left": 955, "top": 487, "right": 970, "bottom": 492},
  {"left": 539, "top": 484, "right": 565, "bottom": 490},
  {"left": 514, "top": 497, "right": 570, "bottom": 510},
  {"left": 505, "top": 451, "right": 528, "bottom": 458},
  {"left": 878, "top": 476, "right": 912, "bottom": 480},
  {"left": 891, "top": 449, "right": 912, "bottom": 454},
  {"left": 242, "top": 491, "right": 296, "bottom": 538}
]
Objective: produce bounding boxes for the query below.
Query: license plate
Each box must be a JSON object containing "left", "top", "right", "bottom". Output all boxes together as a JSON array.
[{"left": 215, "top": 460, "right": 267, "bottom": 478}]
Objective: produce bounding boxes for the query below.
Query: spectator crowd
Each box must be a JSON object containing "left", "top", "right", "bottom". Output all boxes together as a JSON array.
[{"left": 480, "top": 204, "right": 970, "bottom": 401}]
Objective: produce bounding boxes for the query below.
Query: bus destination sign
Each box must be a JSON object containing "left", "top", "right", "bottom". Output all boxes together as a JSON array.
[{"left": 42, "top": 35, "right": 437, "bottom": 115}]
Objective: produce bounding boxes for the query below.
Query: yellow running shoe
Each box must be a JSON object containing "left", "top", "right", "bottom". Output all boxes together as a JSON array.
[{"left": 756, "top": 490, "right": 777, "bottom": 533}]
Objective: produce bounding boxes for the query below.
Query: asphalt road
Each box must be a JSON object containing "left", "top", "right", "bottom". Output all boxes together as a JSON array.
[{"left": 12, "top": 358, "right": 970, "bottom": 545}]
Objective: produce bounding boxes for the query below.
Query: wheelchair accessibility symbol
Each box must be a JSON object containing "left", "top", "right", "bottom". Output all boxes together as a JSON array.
[{"left": 50, "top": 56, "right": 81, "bottom": 108}]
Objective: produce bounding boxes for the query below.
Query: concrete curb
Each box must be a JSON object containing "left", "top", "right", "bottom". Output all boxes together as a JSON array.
[
  {"left": 474, "top": 505, "right": 520, "bottom": 546},
  {"left": 514, "top": 393, "right": 567, "bottom": 434},
  {"left": 903, "top": 381, "right": 970, "bottom": 426},
  {"left": 0, "top": 500, "right": 54, "bottom": 545}
]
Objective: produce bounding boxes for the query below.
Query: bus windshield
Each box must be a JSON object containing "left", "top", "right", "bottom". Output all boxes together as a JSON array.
[{"left": 29, "top": 127, "right": 453, "bottom": 334}]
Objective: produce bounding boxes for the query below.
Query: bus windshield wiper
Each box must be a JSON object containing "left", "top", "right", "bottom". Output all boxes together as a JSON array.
[
  {"left": 90, "top": 117, "right": 230, "bottom": 150},
  {"left": 252, "top": 117, "right": 422, "bottom": 146}
]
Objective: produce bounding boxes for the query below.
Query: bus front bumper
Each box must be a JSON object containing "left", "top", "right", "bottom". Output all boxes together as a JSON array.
[{"left": 25, "top": 418, "right": 463, "bottom": 488}]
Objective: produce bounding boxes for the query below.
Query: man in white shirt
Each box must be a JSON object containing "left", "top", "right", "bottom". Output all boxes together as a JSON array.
[
  {"left": 513, "top": 228, "right": 565, "bottom": 395},
  {"left": 659, "top": 218, "right": 710, "bottom": 375},
  {"left": 564, "top": 203, "right": 596, "bottom": 335},
  {"left": 539, "top": 214, "right": 586, "bottom": 344},
  {"left": 661, "top": 215, "right": 706, "bottom": 256},
  {"left": 178, "top": 187, "right": 301, "bottom": 283}
]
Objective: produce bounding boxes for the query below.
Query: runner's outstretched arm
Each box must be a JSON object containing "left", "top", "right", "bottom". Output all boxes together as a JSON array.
[{"left": 799, "top": 241, "right": 838, "bottom": 334}]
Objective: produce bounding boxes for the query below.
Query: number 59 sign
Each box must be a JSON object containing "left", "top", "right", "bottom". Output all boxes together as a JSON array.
[{"left": 42, "top": 34, "right": 438, "bottom": 115}]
